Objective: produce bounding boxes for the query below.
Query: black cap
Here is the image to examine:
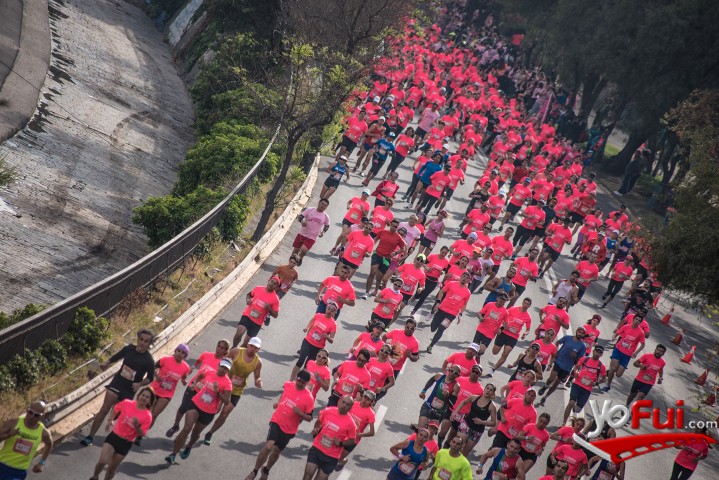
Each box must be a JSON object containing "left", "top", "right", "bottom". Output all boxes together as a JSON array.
[{"left": 297, "top": 370, "right": 311, "bottom": 382}]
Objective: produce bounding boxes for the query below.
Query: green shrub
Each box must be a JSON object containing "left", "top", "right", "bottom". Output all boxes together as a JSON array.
[
  {"left": 0, "top": 303, "right": 46, "bottom": 330},
  {"left": 0, "top": 365, "right": 15, "bottom": 393},
  {"left": 39, "top": 339, "right": 68, "bottom": 375},
  {"left": 6, "top": 351, "right": 44, "bottom": 390},
  {"left": 61, "top": 307, "right": 108, "bottom": 356},
  {"left": 133, "top": 187, "right": 251, "bottom": 248}
]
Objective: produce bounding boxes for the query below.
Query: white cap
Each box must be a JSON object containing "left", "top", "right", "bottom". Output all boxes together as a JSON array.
[
  {"left": 379, "top": 115, "right": 386, "bottom": 121},
  {"left": 468, "top": 343, "right": 481, "bottom": 352},
  {"left": 219, "top": 359, "right": 233, "bottom": 370},
  {"left": 248, "top": 337, "right": 262, "bottom": 348},
  {"left": 442, "top": 143, "right": 450, "bottom": 149},
  {"left": 373, "top": 96, "right": 381, "bottom": 102},
  {"left": 339, "top": 154, "right": 348, "bottom": 160},
  {"left": 362, "top": 188, "right": 371, "bottom": 195},
  {"left": 387, "top": 94, "right": 395, "bottom": 100}
]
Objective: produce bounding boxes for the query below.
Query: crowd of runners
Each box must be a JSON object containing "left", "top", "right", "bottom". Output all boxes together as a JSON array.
[{"left": 1, "top": 1, "right": 714, "bottom": 480}]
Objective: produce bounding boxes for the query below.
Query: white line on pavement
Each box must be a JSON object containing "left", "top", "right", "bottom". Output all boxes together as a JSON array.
[{"left": 374, "top": 404, "right": 388, "bottom": 432}]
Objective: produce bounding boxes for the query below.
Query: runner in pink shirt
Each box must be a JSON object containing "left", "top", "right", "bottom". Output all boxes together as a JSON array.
[
  {"left": 150, "top": 344, "right": 191, "bottom": 427},
  {"left": 233, "top": 278, "right": 281, "bottom": 348},
  {"left": 383, "top": 320, "right": 420, "bottom": 376},
  {"left": 244, "top": 372, "right": 315, "bottom": 480},
  {"left": 550, "top": 439, "right": 589, "bottom": 479},
  {"left": 603, "top": 315, "right": 646, "bottom": 392},
  {"left": 671, "top": 426, "right": 711, "bottom": 480},
  {"left": 490, "top": 298, "right": 533, "bottom": 373},
  {"left": 492, "top": 390, "right": 538, "bottom": 449},
  {"left": 626, "top": 344, "right": 666, "bottom": 405},
  {"left": 305, "top": 397, "right": 357, "bottom": 477},
  {"left": 426, "top": 272, "right": 472, "bottom": 353},
  {"left": 474, "top": 293, "right": 510, "bottom": 358},
  {"left": 516, "top": 413, "right": 551, "bottom": 473},
  {"left": 292, "top": 199, "right": 330, "bottom": 264},
  {"left": 538, "top": 218, "right": 574, "bottom": 278}
]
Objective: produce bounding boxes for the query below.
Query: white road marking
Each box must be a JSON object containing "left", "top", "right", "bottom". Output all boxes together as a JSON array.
[
  {"left": 374, "top": 404, "right": 388, "bottom": 432},
  {"left": 336, "top": 468, "right": 353, "bottom": 480}
]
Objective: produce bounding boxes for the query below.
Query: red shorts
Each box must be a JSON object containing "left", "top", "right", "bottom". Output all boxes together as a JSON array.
[{"left": 292, "top": 234, "right": 316, "bottom": 250}]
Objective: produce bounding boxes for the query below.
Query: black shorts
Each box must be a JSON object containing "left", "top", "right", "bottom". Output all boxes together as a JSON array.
[
  {"left": 296, "top": 339, "right": 322, "bottom": 368},
  {"left": 343, "top": 441, "right": 358, "bottom": 453},
  {"left": 267, "top": 421, "right": 295, "bottom": 451},
  {"left": 230, "top": 394, "right": 242, "bottom": 406},
  {"left": 570, "top": 212, "right": 585, "bottom": 224},
  {"left": 577, "top": 283, "right": 587, "bottom": 300},
  {"left": 552, "top": 364, "right": 572, "bottom": 382},
  {"left": 419, "top": 402, "right": 446, "bottom": 421},
  {"left": 630, "top": 379, "right": 653, "bottom": 396},
  {"left": 513, "top": 284, "right": 526, "bottom": 296},
  {"left": 543, "top": 245, "right": 561, "bottom": 262},
  {"left": 338, "top": 135, "right": 358, "bottom": 153},
  {"left": 491, "top": 264, "right": 501, "bottom": 273},
  {"left": 415, "top": 127, "right": 428, "bottom": 138},
  {"left": 442, "top": 187, "right": 455, "bottom": 200},
  {"left": 104, "top": 431, "right": 133, "bottom": 456},
  {"left": 106, "top": 380, "right": 135, "bottom": 402},
  {"left": 369, "top": 159, "right": 386, "bottom": 175},
  {"left": 490, "top": 430, "right": 511, "bottom": 449},
  {"left": 494, "top": 332, "right": 518, "bottom": 348},
  {"left": 371, "top": 253, "right": 391, "bottom": 274},
  {"left": 371, "top": 312, "right": 392, "bottom": 328},
  {"left": 569, "top": 383, "right": 592, "bottom": 409},
  {"left": 338, "top": 256, "right": 360, "bottom": 270},
  {"left": 419, "top": 235, "right": 436, "bottom": 249},
  {"left": 533, "top": 226, "right": 546, "bottom": 238},
  {"left": 323, "top": 176, "right": 341, "bottom": 189},
  {"left": 238, "top": 315, "right": 262, "bottom": 338},
  {"left": 472, "top": 331, "right": 493, "bottom": 347},
  {"left": 188, "top": 399, "right": 216, "bottom": 425},
  {"left": 401, "top": 292, "right": 413, "bottom": 304},
  {"left": 635, "top": 264, "right": 648, "bottom": 280},
  {"left": 506, "top": 203, "right": 522, "bottom": 216},
  {"left": 307, "top": 446, "right": 338, "bottom": 475},
  {"left": 178, "top": 386, "right": 198, "bottom": 414},
  {"left": 341, "top": 218, "right": 355, "bottom": 227},
  {"left": 519, "top": 448, "right": 538, "bottom": 463}
]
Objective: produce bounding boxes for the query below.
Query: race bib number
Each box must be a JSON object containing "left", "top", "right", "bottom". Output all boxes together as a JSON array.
[
  {"left": 120, "top": 365, "right": 136, "bottom": 381},
  {"left": 508, "top": 426, "right": 519, "bottom": 437},
  {"left": 341, "top": 383, "right": 355, "bottom": 393},
  {"left": 250, "top": 309, "right": 261, "bottom": 319},
  {"left": 200, "top": 391, "right": 214, "bottom": 403},
  {"left": 508, "top": 326, "right": 519, "bottom": 334},
  {"left": 551, "top": 242, "right": 560, "bottom": 249},
  {"left": 441, "top": 318, "right": 452, "bottom": 328},
  {"left": 12, "top": 438, "right": 33, "bottom": 455},
  {"left": 334, "top": 173, "right": 342, "bottom": 180},
  {"left": 380, "top": 148, "right": 388, "bottom": 155},
  {"left": 492, "top": 472, "right": 504, "bottom": 480},
  {"left": 350, "top": 212, "right": 359, "bottom": 220},
  {"left": 161, "top": 380, "right": 175, "bottom": 391},
  {"left": 232, "top": 375, "right": 246, "bottom": 387},
  {"left": 581, "top": 376, "right": 592, "bottom": 386},
  {"left": 643, "top": 374, "right": 653, "bottom": 382},
  {"left": 431, "top": 397, "right": 445, "bottom": 409},
  {"left": 439, "top": 467, "right": 452, "bottom": 480},
  {"left": 320, "top": 435, "right": 334, "bottom": 449},
  {"left": 524, "top": 440, "right": 537, "bottom": 452},
  {"left": 621, "top": 340, "right": 631, "bottom": 349},
  {"left": 312, "top": 332, "right": 323, "bottom": 342},
  {"left": 350, "top": 250, "right": 361, "bottom": 259},
  {"left": 399, "top": 461, "right": 417, "bottom": 475},
  {"left": 382, "top": 305, "right": 392, "bottom": 314}
]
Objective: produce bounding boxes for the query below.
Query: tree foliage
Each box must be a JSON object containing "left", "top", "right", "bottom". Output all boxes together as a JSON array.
[
  {"left": 639, "top": 90, "right": 719, "bottom": 304},
  {"left": 60, "top": 307, "right": 108, "bottom": 357},
  {"left": 496, "top": 0, "right": 719, "bottom": 170},
  {"left": 174, "top": 121, "right": 279, "bottom": 196},
  {"left": 0, "top": 303, "right": 45, "bottom": 330},
  {"left": 133, "top": 186, "right": 250, "bottom": 249}
]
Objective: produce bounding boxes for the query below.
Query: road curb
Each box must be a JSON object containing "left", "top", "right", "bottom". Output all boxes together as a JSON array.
[{"left": 45, "top": 154, "right": 321, "bottom": 443}]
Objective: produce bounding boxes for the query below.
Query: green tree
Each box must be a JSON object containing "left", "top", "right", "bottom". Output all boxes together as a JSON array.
[
  {"left": 639, "top": 90, "right": 719, "bottom": 304},
  {"left": 133, "top": 187, "right": 250, "bottom": 248}
]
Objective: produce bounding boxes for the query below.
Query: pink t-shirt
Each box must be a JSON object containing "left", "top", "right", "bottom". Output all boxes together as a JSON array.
[
  {"left": 438, "top": 281, "right": 471, "bottom": 316},
  {"left": 504, "top": 307, "right": 532, "bottom": 339},
  {"left": 306, "top": 360, "right": 330, "bottom": 398},
  {"left": 320, "top": 276, "right": 356, "bottom": 309},
  {"left": 299, "top": 207, "right": 330, "bottom": 240},
  {"left": 477, "top": 303, "right": 509, "bottom": 338},
  {"left": 366, "top": 357, "right": 394, "bottom": 392},
  {"left": 615, "top": 324, "right": 646, "bottom": 355},
  {"left": 112, "top": 400, "right": 152, "bottom": 441},
  {"left": 342, "top": 231, "right": 374, "bottom": 265},
  {"left": 333, "top": 361, "right": 371, "bottom": 397},
  {"left": 535, "top": 340, "right": 557, "bottom": 366},
  {"left": 242, "top": 286, "right": 281, "bottom": 325},
  {"left": 554, "top": 444, "right": 588, "bottom": 477},
  {"left": 453, "top": 376, "right": 484, "bottom": 415},
  {"left": 192, "top": 370, "right": 232, "bottom": 414},
  {"left": 521, "top": 422, "right": 550, "bottom": 454},
  {"left": 498, "top": 398, "right": 537, "bottom": 438},
  {"left": 305, "top": 314, "right": 337, "bottom": 348},
  {"left": 445, "top": 352, "right": 479, "bottom": 377},
  {"left": 313, "top": 407, "right": 357, "bottom": 459},
  {"left": 675, "top": 438, "right": 710, "bottom": 471},
  {"left": 271, "top": 380, "right": 315, "bottom": 434},
  {"left": 348, "top": 403, "right": 376, "bottom": 444},
  {"left": 512, "top": 257, "right": 538, "bottom": 287},
  {"left": 634, "top": 353, "right": 666, "bottom": 385},
  {"left": 385, "top": 329, "right": 419, "bottom": 371},
  {"left": 151, "top": 356, "right": 191, "bottom": 399}
]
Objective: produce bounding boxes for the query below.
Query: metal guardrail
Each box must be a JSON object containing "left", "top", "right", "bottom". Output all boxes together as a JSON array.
[{"left": 0, "top": 126, "right": 281, "bottom": 364}]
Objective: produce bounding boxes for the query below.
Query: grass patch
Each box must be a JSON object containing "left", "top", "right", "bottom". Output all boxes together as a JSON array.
[{"left": 0, "top": 172, "right": 307, "bottom": 421}]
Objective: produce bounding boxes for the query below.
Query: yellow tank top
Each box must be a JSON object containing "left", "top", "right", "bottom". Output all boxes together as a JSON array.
[
  {"left": 229, "top": 348, "right": 259, "bottom": 396},
  {"left": 0, "top": 415, "right": 45, "bottom": 471}
]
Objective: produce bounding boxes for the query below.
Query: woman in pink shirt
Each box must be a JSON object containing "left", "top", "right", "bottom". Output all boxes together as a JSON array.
[
  {"left": 670, "top": 426, "right": 710, "bottom": 480},
  {"left": 90, "top": 387, "right": 155, "bottom": 480}
]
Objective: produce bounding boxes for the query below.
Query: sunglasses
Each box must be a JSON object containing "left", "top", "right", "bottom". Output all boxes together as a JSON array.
[
  {"left": 27, "top": 410, "right": 43, "bottom": 417},
  {"left": 317, "top": 355, "right": 328, "bottom": 360}
]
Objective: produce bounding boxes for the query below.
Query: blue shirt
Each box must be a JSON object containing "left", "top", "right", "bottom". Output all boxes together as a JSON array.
[
  {"left": 555, "top": 335, "right": 587, "bottom": 371},
  {"left": 418, "top": 161, "right": 443, "bottom": 184},
  {"left": 374, "top": 138, "right": 395, "bottom": 162}
]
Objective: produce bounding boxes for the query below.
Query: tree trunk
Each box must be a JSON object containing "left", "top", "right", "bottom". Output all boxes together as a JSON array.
[
  {"left": 579, "top": 75, "right": 606, "bottom": 121},
  {"left": 301, "top": 132, "right": 324, "bottom": 172},
  {"left": 252, "top": 132, "right": 301, "bottom": 242},
  {"left": 602, "top": 131, "right": 647, "bottom": 175}
]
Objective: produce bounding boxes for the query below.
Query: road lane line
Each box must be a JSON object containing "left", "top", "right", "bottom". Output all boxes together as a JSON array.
[{"left": 374, "top": 404, "right": 388, "bottom": 432}]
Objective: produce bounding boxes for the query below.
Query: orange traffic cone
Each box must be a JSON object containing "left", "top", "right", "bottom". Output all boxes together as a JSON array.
[
  {"left": 653, "top": 293, "right": 661, "bottom": 308},
  {"left": 680, "top": 346, "right": 696, "bottom": 364},
  {"left": 704, "top": 388, "right": 717, "bottom": 406},
  {"left": 695, "top": 369, "right": 709, "bottom": 386},
  {"left": 661, "top": 307, "right": 674, "bottom": 325},
  {"left": 672, "top": 329, "right": 686, "bottom": 345}
]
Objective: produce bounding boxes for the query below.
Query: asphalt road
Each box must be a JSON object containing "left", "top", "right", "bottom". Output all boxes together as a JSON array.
[{"left": 40, "top": 137, "right": 716, "bottom": 479}]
